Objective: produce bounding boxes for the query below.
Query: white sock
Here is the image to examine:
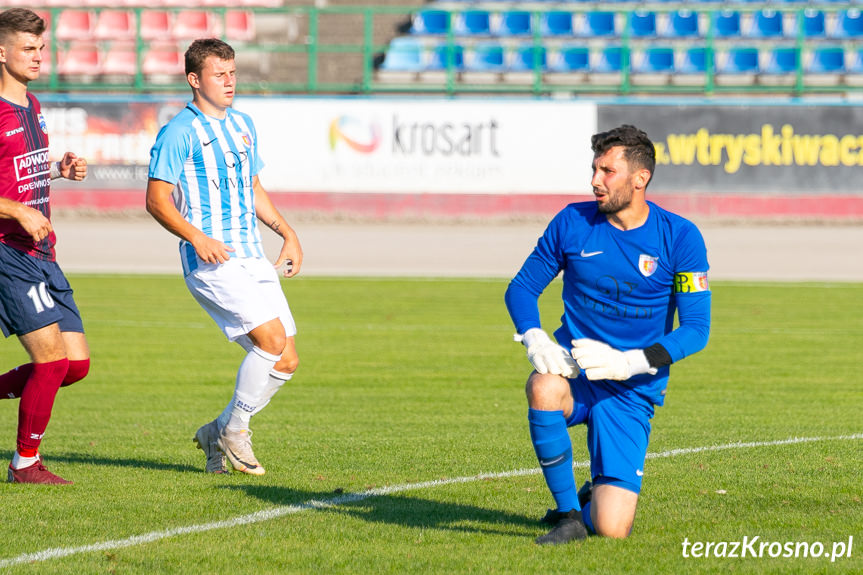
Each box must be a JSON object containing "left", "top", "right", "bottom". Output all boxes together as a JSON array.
[
  {"left": 11, "top": 451, "right": 40, "bottom": 470},
  {"left": 221, "top": 346, "right": 280, "bottom": 432},
  {"left": 249, "top": 370, "right": 293, "bottom": 418}
]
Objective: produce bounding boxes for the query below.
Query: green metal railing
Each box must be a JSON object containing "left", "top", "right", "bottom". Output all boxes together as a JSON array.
[{"left": 31, "top": 4, "right": 863, "bottom": 96}]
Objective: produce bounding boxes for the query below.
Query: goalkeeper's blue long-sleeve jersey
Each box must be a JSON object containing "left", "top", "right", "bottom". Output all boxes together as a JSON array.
[{"left": 505, "top": 201, "right": 711, "bottom": 406}]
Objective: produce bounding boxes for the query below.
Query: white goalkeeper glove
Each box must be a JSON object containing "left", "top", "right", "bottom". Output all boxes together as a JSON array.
[
  {"left": 516, "top": 328, "right": 579, "bottom": 377},
  {"left": 570, "top": 338, "right": 658, "bottom": 381}
]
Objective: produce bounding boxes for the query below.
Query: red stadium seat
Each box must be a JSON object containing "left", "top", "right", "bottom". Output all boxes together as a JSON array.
[
  {"left": 172, "top": 11, "right": 221, "bottom": 40},
  {"left": 94, "top": 10, "right": 136, "bottom": 42},
  {"left": 141, "top": 11, "right": 173, "bottom": 41},
  {"left": 101, "top": 43, "right": 138, "bottom": 77},
  {"left": 55, "top": 10, "right": 94, "bottom": 42},
  {"left": 142, "top": 43, "right": 185, "bottom": 77},
  {"left": 225, "top": 11, "right": 256, "bottom": 43},
  {"left": 57, "top": 43, "right": 100, "bottom": 76}
]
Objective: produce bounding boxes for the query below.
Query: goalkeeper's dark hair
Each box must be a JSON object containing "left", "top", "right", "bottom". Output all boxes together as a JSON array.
[
  {"left": 591, "top": 125, "right": 656, "bottom": 186},
  {"left": 0, "top": 8, "right": 46, "bottom": 44},
  {"left": 185, "top": 38, "right": 235, "bottom": 76}
]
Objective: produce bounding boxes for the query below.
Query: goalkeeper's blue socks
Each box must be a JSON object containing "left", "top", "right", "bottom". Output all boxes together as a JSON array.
[
  {"left": 581, "top": 501, "right": 596, "bottom": 534},
  {"left": 528, "top": 408, "right": 580, "bottom": 512}
]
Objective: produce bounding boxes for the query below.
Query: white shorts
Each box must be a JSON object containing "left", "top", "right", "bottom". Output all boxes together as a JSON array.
[{"left": 184, "top": 256, "right": 297, "bottom": 342}]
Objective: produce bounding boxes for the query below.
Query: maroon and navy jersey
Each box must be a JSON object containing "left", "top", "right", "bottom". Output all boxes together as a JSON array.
[{"left": 0, "top": 93, "right": 55, "bottom": 261}]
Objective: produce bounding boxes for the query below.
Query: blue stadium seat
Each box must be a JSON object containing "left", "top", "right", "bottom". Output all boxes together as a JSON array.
[
  {"left": 807, "top": 46, "right": 846, "bottom": 73},
  {"left": 763, "top": 47, "right": 799, "bottom": 74},
  {"left": 592, "top": 46, "right": 624, "bottom": 73},
  {"left": 718, "top": 47, "right": 760, "bottom": 74},
  {"left": 411, "top": 10, "right": 450, "bottom": 35},
  {"left": 676, "top": 46, "right": 709, "bottom": 75},
  {"left": 427, "top": 43, "right": 464, "bottom": 71},
  {"left": 801, "top": 10, "right": 826, "bottom": 38},
  {"left": 848, "top": 48, "right": 863, "bottom": 74},
  {"left": 830, "top": 9, "right": 863, "bottom": 38},
  {"left": 582, "top": 12, "right": 617, "bottom": 37},
  {"left": 496, "top": 11, "right": 532, "bottom": 36},
  {"left": 465, "top": 42, "right": 504, "bottom": 71},
  {"left": 662, "top": 10, "right": 700, "bottom": 38},
  {"left": 629, "top": 11, "right": 657, "bottom": 38},
  {"left": 713, "top": 11, "right": 742, "bottom": 38},
  {"left": 380, "top": 37, "right": 424, "bottom": 71},
  {"left": 541, "top": 11, "right": 574, "bottom": 37},
  {"left": 746, "top": 10, "right": 784, "bottom": 38},
  {"left": 549, "top": 45, "right": 590, "bottom": 73},
  {"left": 632, "top": 46, "right": 674, "bottom": 75},
  {"left": 454, "top": 10, "right": 491, "bottom": 36},
  {"left": 509, "top": 44, "right": 547, "bottom": 71}
]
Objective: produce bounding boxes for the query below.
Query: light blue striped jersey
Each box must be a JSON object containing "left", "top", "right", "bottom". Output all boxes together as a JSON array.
[{"left": 148, "top": 102, "right": 265, "bottom": 274}]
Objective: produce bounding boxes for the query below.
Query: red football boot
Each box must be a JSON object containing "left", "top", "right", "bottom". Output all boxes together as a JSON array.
[{"left": 7, "top": 461, "right": 73, "bottom": 484}]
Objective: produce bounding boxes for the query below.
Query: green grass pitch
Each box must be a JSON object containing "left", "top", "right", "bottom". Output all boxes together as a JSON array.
[{"left": 0, "top": 276, "right": 860, "bottom": 573}]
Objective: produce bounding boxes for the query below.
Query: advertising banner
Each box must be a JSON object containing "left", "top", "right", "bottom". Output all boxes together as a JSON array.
[
  {"left": 599, "top": 105, "right": 863, "bottom": 194},
  {"left": 42, "top": 100, "right": 186, "bottom": 189},
  {"left": 238, "top": 98, "right": 597, "bottom": 194}
]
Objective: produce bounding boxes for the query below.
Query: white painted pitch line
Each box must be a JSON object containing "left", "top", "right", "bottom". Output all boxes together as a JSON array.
[{"left": 1, "top": 433, "right": 860, "bottom": 568}]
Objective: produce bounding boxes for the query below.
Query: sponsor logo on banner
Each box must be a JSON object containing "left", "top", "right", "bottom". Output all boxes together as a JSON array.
[
  {"left": 674, "top": 271, "right": 710, "bottom": 293},
  {"left": 639, "top": 254, "right": 659, "bottom": 277},
  {"left": 329, "top": 116, "right": 381, "bottom": 153}
]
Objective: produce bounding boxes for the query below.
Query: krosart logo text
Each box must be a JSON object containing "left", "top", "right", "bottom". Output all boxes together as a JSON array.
[{"left": 682, "top": 536, "right": 853, "bottom": 562}]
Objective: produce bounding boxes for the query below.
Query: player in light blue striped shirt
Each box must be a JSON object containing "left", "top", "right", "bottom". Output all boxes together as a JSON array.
[{"left": 147, "top": 39, "right": 303, "bottom": 477}]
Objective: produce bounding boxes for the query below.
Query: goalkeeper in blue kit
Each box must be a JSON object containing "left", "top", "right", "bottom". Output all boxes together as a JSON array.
[{"left": 505, "top": 125, "right": 711, "bottom": 544}]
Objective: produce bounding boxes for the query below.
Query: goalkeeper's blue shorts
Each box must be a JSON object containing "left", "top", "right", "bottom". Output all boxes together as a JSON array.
[{"left": 565, "top": 374, "right": 655, "bottom": 494}]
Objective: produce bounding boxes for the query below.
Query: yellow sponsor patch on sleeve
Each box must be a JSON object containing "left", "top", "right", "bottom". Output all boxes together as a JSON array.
[{"left": 674, "top": 272, "right": 710, "bottom": 293}]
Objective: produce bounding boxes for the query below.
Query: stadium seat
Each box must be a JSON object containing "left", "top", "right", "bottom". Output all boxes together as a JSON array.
[
  {"left": 508, "top": 44, "right": 546, "bottom": 71},
  {"left": 379, "top": 37, "right": 424, "bottom": 72},
  {"left": 589, "top": 45, "right": 624, "bottom": 85},
  {"left": 805, "top": 45, "right": 845, "bottom": 86},
  {"left": 845, "top": 48, "right": 863, "bottom": 86},
  {"left": 141, "top": 11, "right": 172, "bottom": 41},
  {"left": 545, "top": 45, "right": 589, "bottom": 85},
  {"left": 93, "top": 10, "right": 135, "bottom": 42},
  {"left": 57, "top": 43, "right": 99, "bottom": 77},
  {"left": 540, "top": 12, "right": 574, "bottom": 37},
  {"left": 454, "top": 11, "right": 491, "bottom": 36},
  {"left": 142, "top": 43, "right": 186, "bottom": 81},
  {"left": 426, "top": 42, "right": 464, "bottom": 70},
  {"left": 713, "top": 11, "right": 742, "bottom": 38},
  {"left": 55, "top": 10, "right": 94, "bottom": 42},
  {"left": 716, "top": 46, "right": 759, "bottom": 85},
  {"left": 100, "top": 43, "right": 138, "bottom": 77},
  {"left": 745, "top": 10, "right": 784, "bottom": 38},
  {"left": 173, "top": 11, "right": 220, "bottom": 40},
  {"left": 801, "top": 10, "right": 827, "bottom": 38},
  {"left": 760, "top": 47, "right": 799, "bottom": 86},
  {"left": 411, "top": 10, "right": 450, "bottom": 35},
  {"left": 465, "top": 42, "right": 504, "bottom": 71},
  {"left": 628, "top": 11, "right": 657, "bottom": 38},
  {"left": 631, "top": 46, "right": 674, "bottom": 85},
  {"left": 225, "top": 11, "right": 256, "bottom": 43},
  {"left": 662, "top": 10, "right": 700, "bottom": 38},
  {"left": 830, "top": 9, "right": 863, "bottom": 38},
  {"left": 579, "top": 12, "right": 617, "bottom": 37},
  {"left": 672, "top": 46, "right": 710, "bottom": 86},
  {"left": 496, "top": 11, "right": 532, "bottom": 37},
  {"left": 462, "top": 42, "right": 504, "bottom": 84}
]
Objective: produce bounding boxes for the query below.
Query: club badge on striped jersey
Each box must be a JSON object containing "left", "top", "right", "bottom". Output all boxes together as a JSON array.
[
  {"left": 241, "top": 133, "right": 252, "bottom": 147},
  {"left": 38, "top": 114, "right": 48, "bottom": 134},
  {"left": 674, "top": 272, "right": 710, "bottom": 293},
  {"left": 638, "top": 254, "right": 659, "bottom": 277}
]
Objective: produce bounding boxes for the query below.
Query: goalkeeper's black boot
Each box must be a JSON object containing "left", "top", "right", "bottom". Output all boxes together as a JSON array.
[
  {"left": 539, "top": 481, "right": 593, "bottom": 525},
  {"left": 535, "top": 509, "right": 588, "bottom": 545}
]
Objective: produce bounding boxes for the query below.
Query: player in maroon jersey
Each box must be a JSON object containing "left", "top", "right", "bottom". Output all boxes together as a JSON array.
[{"left": 0, "top": 8, "right": 89, "bottom": 484}]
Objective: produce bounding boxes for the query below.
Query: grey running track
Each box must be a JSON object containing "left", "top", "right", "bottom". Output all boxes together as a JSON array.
[{"left": 53, "top": 216, "right": 863, "bottom": 282}]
